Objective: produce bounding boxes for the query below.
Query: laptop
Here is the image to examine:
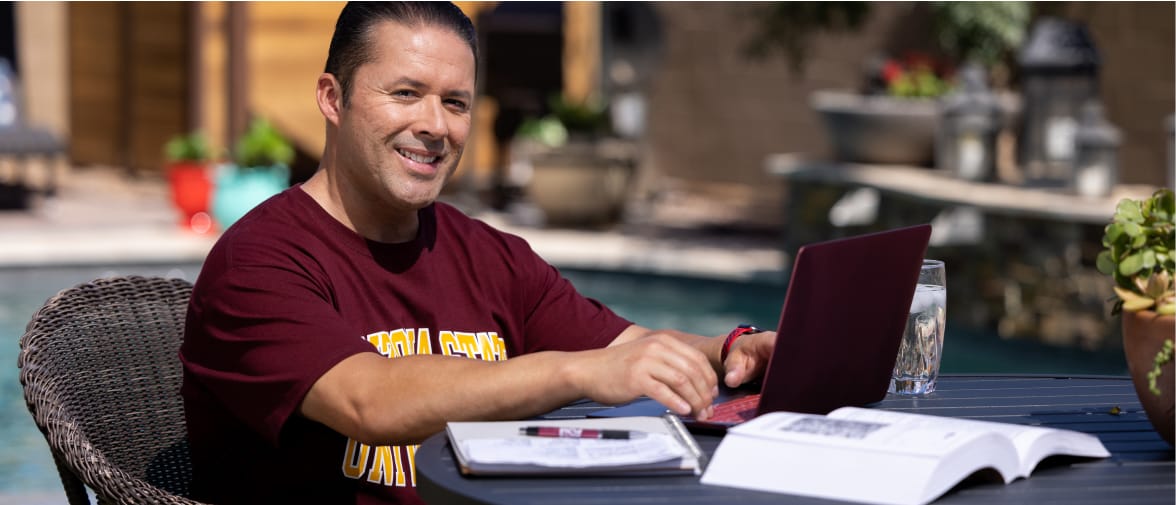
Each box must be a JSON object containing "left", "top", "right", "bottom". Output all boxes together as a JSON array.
[{"left": 592, "top": 224, "right": 932, "bottom": 431}]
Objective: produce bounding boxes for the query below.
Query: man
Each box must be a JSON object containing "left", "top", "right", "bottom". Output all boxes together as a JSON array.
[{"left": 180, "top": 3, "right": 777, "bottom": 504}]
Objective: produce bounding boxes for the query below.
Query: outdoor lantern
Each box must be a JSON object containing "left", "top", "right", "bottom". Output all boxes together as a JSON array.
[
  {"left": 1016, "top": 18, "right": 1100, "bottom": 187},
  {"left": 937, "top": 64, "right": 1001, "bottom": 182},
  {"left": 1072, "top": 101, "right": 1121, "bottom": 198}
]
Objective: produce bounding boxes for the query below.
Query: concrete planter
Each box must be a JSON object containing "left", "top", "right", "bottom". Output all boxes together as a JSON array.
[
  {"left": 526, "top": 140, "right": 633, "bottom": 227},
  {"left": 811, "top": 90, "right": 940, "bottom": 166}
]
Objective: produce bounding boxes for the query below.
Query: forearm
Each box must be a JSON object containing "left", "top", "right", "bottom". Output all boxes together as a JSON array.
[{"left": 301, "top": 351, "right": 587, "bottom": 445}]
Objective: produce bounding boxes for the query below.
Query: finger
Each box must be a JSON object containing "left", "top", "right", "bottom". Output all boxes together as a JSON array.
[
  {"left": 671, "top": 346, "right": 719, "bottom": 409},
  {"left": 724, "top": 332, "right": 773, "bottom": 387},
  {"left": 644, "top": 380, "right": 692, "bottom": 416},
  {"left": 724, "top": 352, "right": 749, "bottom": 388},
  {"left": 648, "top": 362, "right": 712, "bottom": 416},
  {"left": 640, "top": 336, "right": 717, "bottom": 410}
]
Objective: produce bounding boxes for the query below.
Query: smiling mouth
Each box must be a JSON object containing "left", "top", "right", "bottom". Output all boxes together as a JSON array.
[{"left": 396, "top": 148, "right": 439, "bottom": 164}]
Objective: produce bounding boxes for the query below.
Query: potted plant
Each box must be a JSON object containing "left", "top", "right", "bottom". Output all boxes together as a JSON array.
[
  {"left": 1096, "top": 188, "right": 1175, "bottom": 445},
  {"left": 163, "top": 130, "right": 215, "bottom": 233},
  {"left": 798, "top": 3, "right": 1031, "bottom": 166},
  {"left": 515, "top": 94, "right": 634, "bottom": 227},
  {"left": 211, "top": 118, "right": 293, "bottom": 231},
  {"left": 812, "top": 53, "right": 955, "bottom": 166}
]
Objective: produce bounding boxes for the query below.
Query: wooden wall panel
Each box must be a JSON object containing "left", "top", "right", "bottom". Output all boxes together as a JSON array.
[
  {"left": 68, "top": 2, "right": 123, "bottom": 166},
  {"left": 127, "top": 2, "right": 188, "bottom": 173},
  {"left": 247, "top": 2, "right": 342, "bottom": 159},
  {"left": 68, "top": 2, "right": 188, "bottom": 173}
]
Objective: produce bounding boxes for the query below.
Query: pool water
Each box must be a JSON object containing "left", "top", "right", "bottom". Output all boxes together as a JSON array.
[
  {"left": 559, "top": 268, "right": 1129, "bottom": 376},
  {"left": 0, "top": 264, "right": 204, "bottom": 502},
  {"left": 0, "top": 264, "right": 1128, "bottom": 499}
]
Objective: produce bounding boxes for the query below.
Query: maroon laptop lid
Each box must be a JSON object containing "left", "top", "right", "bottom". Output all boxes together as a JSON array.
[{"left": 754, "top": 223, "right": 932, "bottom": 416}]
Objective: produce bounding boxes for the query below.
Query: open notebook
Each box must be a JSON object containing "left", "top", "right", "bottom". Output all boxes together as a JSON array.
[{"left": 445, "top": 414, "right": 708, "bottom": 476}]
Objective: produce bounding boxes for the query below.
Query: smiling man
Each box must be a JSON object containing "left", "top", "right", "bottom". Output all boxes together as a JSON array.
[{"left": 179, "top": 3, "right": 777, "bottom": 504}]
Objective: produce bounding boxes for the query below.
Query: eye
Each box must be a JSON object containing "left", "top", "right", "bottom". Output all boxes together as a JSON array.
[
  {"left": 444, "top": 98, "right": 470, "bottom": 113},
  {"left": 391, "top": 89, "right": 420, "bottom": 99}
]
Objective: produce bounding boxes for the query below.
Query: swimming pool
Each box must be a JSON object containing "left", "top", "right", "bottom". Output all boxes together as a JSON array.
[{"left": 0, "top": 264, "right": 1128, "bottom": 500}]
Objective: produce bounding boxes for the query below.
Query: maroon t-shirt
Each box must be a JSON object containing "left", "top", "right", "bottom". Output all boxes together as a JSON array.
[{"left": 179, "top": 186, "right": 631, "bottom": 504}]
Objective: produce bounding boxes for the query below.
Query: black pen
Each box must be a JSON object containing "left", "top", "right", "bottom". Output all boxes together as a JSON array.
[{"left": 518, "top": 426, "right": 639, "bottom": 439}]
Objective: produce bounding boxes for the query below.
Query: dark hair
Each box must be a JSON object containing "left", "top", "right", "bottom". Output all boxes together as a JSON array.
[{"left": 324, "top": 2, "right": 477, "bottom": 107}]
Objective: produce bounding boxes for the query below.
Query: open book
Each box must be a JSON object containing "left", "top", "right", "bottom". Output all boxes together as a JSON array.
[
  {"left": 701, "top": 407, "right": 1110, "bottom": 505},
  {"left": 446, "top": 414, "right": 706, "bottom": 476}
]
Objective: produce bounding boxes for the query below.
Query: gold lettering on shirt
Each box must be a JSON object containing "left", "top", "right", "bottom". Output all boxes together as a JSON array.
[
  {"left": 415, "top": 328, "right": 433, "bottom": 355},
  {"left": 438, "top": 330, "right": 506, "bottom": 361},
  {"left": 404, "top": 443, "right": 419, "bottom": 485},
  {"left": 345, "top": 327, "right": 506, "bottom": 487},
  {"left": 365, "top": 328, "right": 434, "bottom": 358},
  {"left": 365, "top": 445, "right": 397, "bottom": 486},
  {"left": 341, "top": 438, "right": 371, "bottom": 479}
]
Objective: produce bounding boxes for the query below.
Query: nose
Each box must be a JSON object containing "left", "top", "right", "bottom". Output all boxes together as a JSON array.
[{"left": 412, "top": 96, "right": 449, "bottom": 140}]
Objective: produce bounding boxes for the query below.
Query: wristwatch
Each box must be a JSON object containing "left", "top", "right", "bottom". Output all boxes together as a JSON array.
[{"left": 721, "top": 324, "right": 763, "bottom": 362}]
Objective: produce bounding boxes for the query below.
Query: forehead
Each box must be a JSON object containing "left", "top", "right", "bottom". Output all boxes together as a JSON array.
[{"left": 361, "top": 20, "right": 476, "bottom": 85}]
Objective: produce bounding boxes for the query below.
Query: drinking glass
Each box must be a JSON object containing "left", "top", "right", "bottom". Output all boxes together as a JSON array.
[{"left": 889, "top": 259, "right": 947, "bottom": 395}]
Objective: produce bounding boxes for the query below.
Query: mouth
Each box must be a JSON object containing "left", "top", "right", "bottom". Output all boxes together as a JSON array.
[{"left": 396, "top": 148, "right": 440, "bottom": 165}]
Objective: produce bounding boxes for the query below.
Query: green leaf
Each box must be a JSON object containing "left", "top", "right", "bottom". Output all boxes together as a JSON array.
[
  {"left": 1104, "top": 223, "right": 1124, "bottom": 246},
  {"left": 1142, "top": 249, "right": 1157, "bottom": 270},
  {"left": 1096, "top": 251, "right": 1117, "bottom": 275},
  {"left": 1119, "top": 253, "right": 1145, "bottom": 276},
  {"left": 1116, "top": 199, "right": 1143, "bottom": 223},
  {"left": 1122, "top": 221, "right": 1143, "bottom": 240}
]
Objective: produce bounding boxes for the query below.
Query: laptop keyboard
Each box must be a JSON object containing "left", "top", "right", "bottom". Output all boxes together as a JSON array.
[{"left": 708, "top": 393, "right": 762, "bottom": 424}]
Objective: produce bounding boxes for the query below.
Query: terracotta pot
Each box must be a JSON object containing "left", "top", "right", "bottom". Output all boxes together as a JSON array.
[
  {"left": 1121, "top": 310, "right": 1175, "bottom": 446},
  {"left": 167, "top": 162, "right": 213, "bottom": 233}
]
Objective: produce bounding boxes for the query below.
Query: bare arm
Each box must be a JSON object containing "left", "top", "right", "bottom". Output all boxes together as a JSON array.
[
  {"left": 301, "top": 324, "right": 723, "bottom": 445},
  {"left": 301, "top": 324, "right": 778, "bottom": 446}
]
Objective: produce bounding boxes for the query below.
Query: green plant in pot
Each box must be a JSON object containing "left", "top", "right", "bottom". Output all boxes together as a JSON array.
[
  {"left": 515, "top": 94, "right": 630, "bottom": 227},
  {"left": 516, "top": 94, "right": 610, "bottom": 149},
  {"left": 211, "top": 119, "right": 293, "bottom": 231},
  {"left": 164, "top": 130, "right": 215, "bottom": 233},
  {"left": 1096, "top": 188, "right": 1175, "bottom": 445}
]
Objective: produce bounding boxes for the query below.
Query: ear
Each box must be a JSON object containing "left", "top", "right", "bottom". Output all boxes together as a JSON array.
[{"left": 316, "top": 73, "right": 343, "bottom": 126}]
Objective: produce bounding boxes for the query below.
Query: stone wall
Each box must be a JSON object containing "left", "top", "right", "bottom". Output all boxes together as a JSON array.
[{"left": 641, "top": 2, "right": 1174, "bottom": 228}]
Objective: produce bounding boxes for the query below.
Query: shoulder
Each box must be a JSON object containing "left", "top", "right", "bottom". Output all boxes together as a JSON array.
[
  {"left": 432, "top": 201, "right": 534, "bottom": 252},
  {"left": 202, "top": 187, "right": 348, "bottom": 277}
]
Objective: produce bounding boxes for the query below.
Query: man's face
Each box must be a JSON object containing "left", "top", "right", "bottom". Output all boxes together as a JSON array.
[{"left": 333, "top": 21, "right": 475, "bottom": 214}]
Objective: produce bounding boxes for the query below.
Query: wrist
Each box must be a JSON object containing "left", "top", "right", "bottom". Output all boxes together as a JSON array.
[{"left": 721, "top": 324, "right": 763, "bottom": 363}]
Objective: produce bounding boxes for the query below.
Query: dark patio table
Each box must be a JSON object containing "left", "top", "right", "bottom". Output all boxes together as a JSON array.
[{"left": 417, "top": 375, "right": 1174, "bottom": 505}]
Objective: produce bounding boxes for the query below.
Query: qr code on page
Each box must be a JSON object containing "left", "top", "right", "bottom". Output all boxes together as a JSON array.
[{"left": 778, "top": 418, "right": 886, "bottom": 439}]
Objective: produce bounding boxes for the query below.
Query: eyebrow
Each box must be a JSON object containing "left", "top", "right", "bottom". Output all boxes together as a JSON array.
[{"left": 391, "top": 77, "right": 473, "bottom": 101}]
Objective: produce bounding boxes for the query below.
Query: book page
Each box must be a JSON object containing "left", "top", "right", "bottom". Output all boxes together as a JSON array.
[
  {"left": 829, "top": 407, "right": 1109, "bottom": 475},
  {"left": 709, "top": 411, "right": 1025, "bottom": 505},
  {"left": 730, "top": 410, "right": 992, "bottom": 458}
]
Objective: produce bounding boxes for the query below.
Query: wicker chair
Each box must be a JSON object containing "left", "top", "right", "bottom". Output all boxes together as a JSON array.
[{"left": 18, "top": 276, "right": 208, "bottom": 504}]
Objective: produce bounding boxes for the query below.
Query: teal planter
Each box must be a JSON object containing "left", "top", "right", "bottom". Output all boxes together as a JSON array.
[{"left": 211, "top": 163, "right": 289, "bottom": 231}]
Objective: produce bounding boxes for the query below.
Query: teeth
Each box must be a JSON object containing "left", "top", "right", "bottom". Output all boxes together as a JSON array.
[{"left": 397, "top": 149, "right": 438, "bottom": 164}]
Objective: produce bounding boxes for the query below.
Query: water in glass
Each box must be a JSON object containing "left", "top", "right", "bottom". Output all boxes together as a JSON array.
[{"left": 890, "top": 261, "right": 947, "bottom": 395}]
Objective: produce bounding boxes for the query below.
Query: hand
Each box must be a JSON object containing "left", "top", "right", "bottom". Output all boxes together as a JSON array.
[
  {"left": 722, "top": 330, "right": 777, "bottom": 388},
  {"left": 573, "top": 332, "right": 719, "bottom": 419}
]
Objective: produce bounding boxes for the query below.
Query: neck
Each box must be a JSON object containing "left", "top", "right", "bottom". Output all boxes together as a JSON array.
[{"left": 301, "top": 168, "right": 421, "bottom": 244}]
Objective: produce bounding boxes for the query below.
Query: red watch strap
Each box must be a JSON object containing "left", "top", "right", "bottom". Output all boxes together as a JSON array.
[{"left": 721, "top": 324, "right": 761, "bottom": 362}]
